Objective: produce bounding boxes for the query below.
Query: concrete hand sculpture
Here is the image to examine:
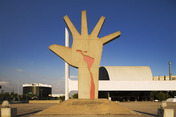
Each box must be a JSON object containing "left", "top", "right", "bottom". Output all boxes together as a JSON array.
[{"left": 49, "top": 10, "right": 121, "bottom": 99}]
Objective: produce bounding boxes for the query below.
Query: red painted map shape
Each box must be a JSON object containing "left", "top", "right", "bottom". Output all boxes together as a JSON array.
[{"left": 77, "top": 50, "right": 95, "bottom": 99}]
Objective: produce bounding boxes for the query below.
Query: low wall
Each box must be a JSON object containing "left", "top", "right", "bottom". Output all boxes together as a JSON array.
[{"left": 29, "top": 100, "right": 61, "bottom": 104}]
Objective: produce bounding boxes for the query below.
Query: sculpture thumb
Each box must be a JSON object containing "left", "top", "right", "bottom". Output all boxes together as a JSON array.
[{"left": 49, "top": 44, "right": 72, "bottom": 65}]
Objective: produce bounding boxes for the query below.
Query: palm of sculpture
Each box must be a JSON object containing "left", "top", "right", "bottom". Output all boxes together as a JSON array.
[{"left": 49, "top": 10, "right": 121, "bottom": 99}]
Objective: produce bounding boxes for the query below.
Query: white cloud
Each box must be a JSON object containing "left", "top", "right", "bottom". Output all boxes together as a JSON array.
[
  {"left": 0, "top": 81, "right": 9, "bottom": 85},
  {"left": 17, "top": 69, "right": 23, "bottom": 72},
  {"left": 0, "top": 80, "right": 17, "bottom": 93}
]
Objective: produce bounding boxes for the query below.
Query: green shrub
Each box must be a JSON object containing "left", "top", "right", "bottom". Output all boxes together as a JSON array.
[
  {"left": 156, "top": 92, "right": 168, "bottom": 101},
  {"left": 72, "top": 93, "right": 78, "bottom": 98}
]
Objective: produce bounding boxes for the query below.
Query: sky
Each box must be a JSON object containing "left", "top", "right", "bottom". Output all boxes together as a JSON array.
[{"left": 0, "top": 0, "right": 176, "bottom": 94}]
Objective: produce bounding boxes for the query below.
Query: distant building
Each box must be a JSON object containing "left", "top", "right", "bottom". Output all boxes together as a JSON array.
[
  {"left": 23, "top": 83, "right": 52, "bottom": 99},
  {"left": 153, "top": 75, "right": 176, "bottom": 81}
]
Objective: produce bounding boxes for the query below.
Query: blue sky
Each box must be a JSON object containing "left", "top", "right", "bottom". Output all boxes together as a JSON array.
[{"left": 0, "top": 0, "right": 176, "bottom": 94}]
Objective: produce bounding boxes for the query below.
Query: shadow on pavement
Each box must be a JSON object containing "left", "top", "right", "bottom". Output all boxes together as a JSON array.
[
  {"left": 18, "top": 110, "right": 42, "bottom": 117},
  {"left": 134, "top": 110, "right": 157, "bottom": 117}
]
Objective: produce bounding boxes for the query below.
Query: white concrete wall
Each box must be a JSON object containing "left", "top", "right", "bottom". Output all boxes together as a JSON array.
[{"left": 69, "top": 79, "right": 176, "bottom": 92}]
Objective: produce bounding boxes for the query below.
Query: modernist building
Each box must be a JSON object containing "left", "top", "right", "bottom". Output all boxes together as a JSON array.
[
  {"left": 99, "top": 66, "right": 152, "bottom": 101},
  {"left": 98, "top": 66, "right": 176, "bottom": 101},
  {"left": 67, "top": 66, "right": 176, "bottom": 101},
  {"left": 23, "top": 83, "right": 52, "bottom": 99}
]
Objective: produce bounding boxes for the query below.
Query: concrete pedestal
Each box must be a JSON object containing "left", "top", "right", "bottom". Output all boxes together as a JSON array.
[
  {"left": 158, "top": 108, "right": 174, "bottom": 117},
  {"left": 35, "top": 99, "right": 138, "bottom": 116},
  {"left": 1, "top": 108, "right": 17, "bottom": 117}
]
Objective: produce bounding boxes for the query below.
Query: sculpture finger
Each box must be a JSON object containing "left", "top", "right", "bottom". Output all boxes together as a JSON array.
[
  {"left": 49, "top": 44, "right": 72, "bottom": 65},
  {"left": 81, "top": 10, "right": 88, "bottom": 36},
  {"left": 64, "top": 15, "right": 80, "bottom": 38},
  {"left": 91, "top": 16, "right": 105, "bottom": 37},
  {"left": 101, "top": 31, "right": 121, "bottom": 45}
]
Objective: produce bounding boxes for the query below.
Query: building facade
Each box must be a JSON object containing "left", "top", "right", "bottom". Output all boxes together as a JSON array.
[
  {"left": 98, "top": 66, "right": 176, "bottom": 101},
  {"left": 23, "top": 83, "right": 52, "bottom": 99},
  {"left": 153, "top": 75, "right": 176, "bottom": 81},
  {"left": 67, "top": 66, "right": 176, "bottom": 101}
]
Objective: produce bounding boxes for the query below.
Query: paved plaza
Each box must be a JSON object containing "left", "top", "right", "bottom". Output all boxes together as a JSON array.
[{"left": 0, "top": 101, "right": 175, "bottom": 117}]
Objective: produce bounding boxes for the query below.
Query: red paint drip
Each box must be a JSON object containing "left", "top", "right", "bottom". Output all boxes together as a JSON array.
[{"left": 76, "top": 50, "right": 95, "bottom": 99}]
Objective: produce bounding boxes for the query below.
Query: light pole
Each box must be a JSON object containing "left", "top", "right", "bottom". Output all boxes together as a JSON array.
[
  {"left": 169, "top": 61, "right": 172, "bottom": 80},
  {"left": 18, "top": 80, "right": 20, "bottom": 101}
]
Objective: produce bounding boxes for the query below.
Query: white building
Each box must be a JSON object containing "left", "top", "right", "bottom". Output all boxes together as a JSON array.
[{"left": 67, "top": 66, "right": 176, "bottom": 101}]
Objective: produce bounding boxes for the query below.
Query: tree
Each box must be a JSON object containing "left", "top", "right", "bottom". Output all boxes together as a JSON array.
[
  {"left": 58, "top": 96, "right": 65, "bottom": 102},
  {"left": 72, "top": 93, "right": 78, "bottom": 99},
  {"left": 156, "top": 92, "right": 169, "bottom": 101},
  {"left": 150, "top": 91, "right": 157, "bottom": 101}
]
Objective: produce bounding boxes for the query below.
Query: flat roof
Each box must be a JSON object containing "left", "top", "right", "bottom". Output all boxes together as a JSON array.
[{"left": 23, "top": 83, "right": 51, "bottom": 87}]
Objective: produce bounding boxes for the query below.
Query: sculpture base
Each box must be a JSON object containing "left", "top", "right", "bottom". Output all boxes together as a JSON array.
[
  {"left": 1, "top": 107, "right": 17, "bottom": 117},
  {"left": 35, "top": 99, "right": 138, "bottom": 116},
  {"left": 158, "top": 108, "right": 174, "bottom": 117}
]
